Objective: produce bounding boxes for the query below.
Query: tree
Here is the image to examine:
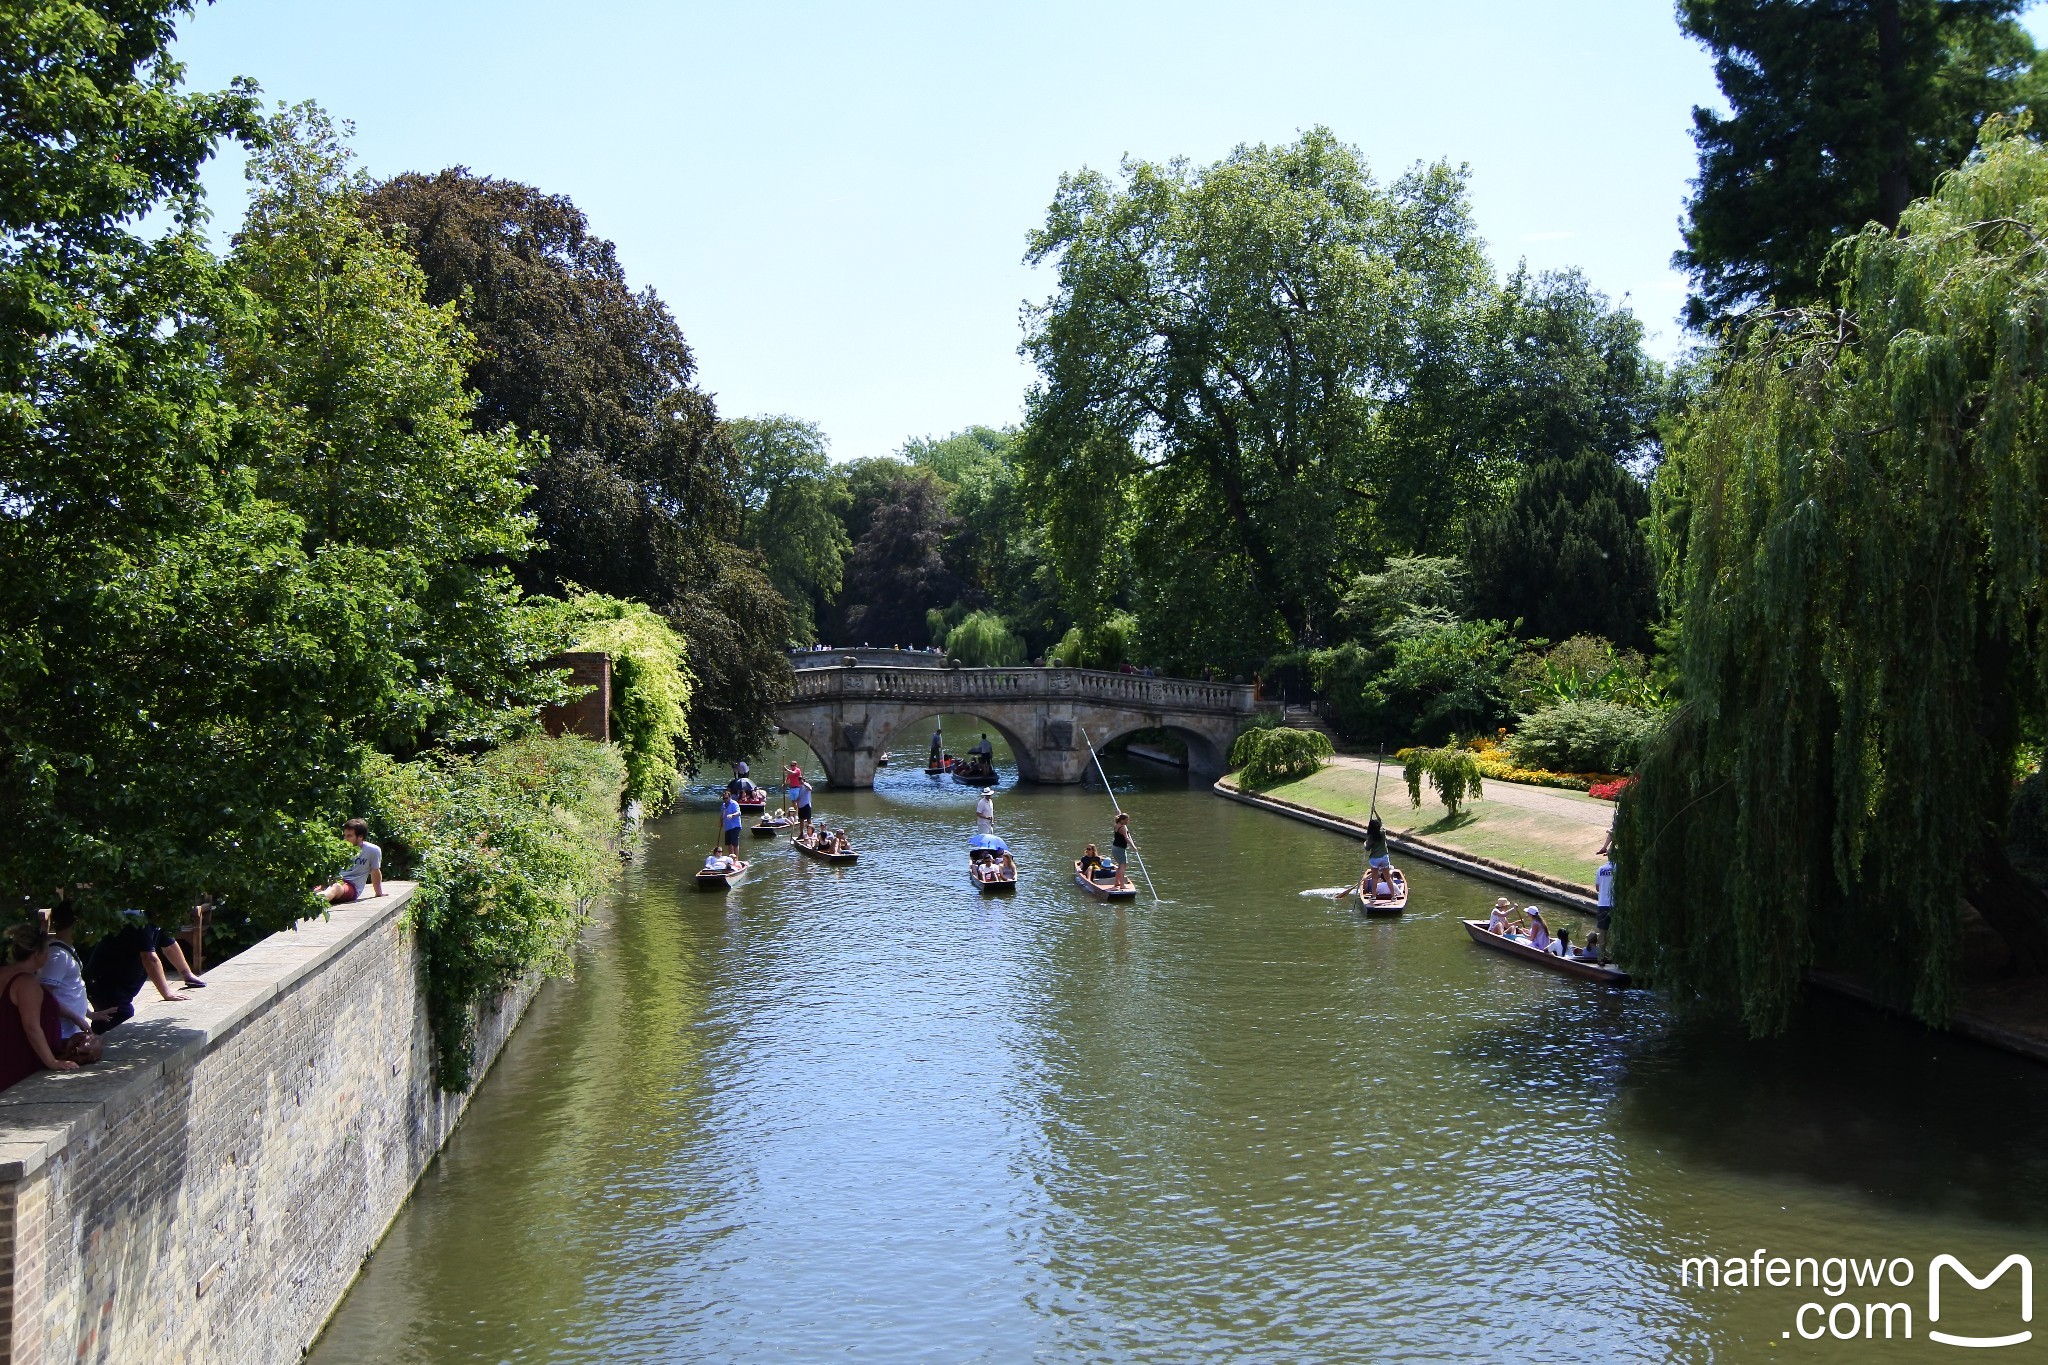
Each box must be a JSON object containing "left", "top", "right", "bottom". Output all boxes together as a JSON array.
[
  {"left": 725, "top": 415, "right": 849, "bottom": 642},
  {"left": 1621, "top": 129, "right": 2048, "bottom": 1033},
  {"left": 1465, "top": 450, "right": 1658, "bottom": 648},
  {"left": 838, "top": 472, "right": 960, "bottom": 646},
  {"left": 1675, "top": 0, "right": 2045, "bottom": 325},
  {"left": 1020, "top": 128, "right": 1495, "bottom": 662},
  {"left": 362, "top": 169, "right": 791, "bottom": 764}
]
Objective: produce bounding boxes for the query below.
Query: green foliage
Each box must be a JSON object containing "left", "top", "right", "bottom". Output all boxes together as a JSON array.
[
  {"left": 540, "top": 592, "right": 693, "bottom": 814},
  {"left": 836, "top": 468, "right": 960, "bottom": 646},
  {"left": 365, "top": 735, "right": 626, "bottom": 1090},
  {"left": 1362, "top": 618, "right": 1522, "bottom": 744},
  {"left": 1465, "top": 450, "right": 1658, "bottom": 648},
  {"left": 1403, "top": 745, "right": 1485, "bottom": 818},
  {"left": 1052, "top": 612, "right": 1140, "bottom": 670},
  {"left": 1339, "top": 556, "right": 1469, "bottom": 640},
  {"left": 1506, "top": 635, "right": 1665, "bottom": 711},
  {"left": 1229, "top": 726, "right": 1333, "bottom": 788},
  {"left": 944, "top": 611, "right": 1026, "bottom": 666},
  {"left": 1507, "top": 700, "right": 1661, "bottom": 774},
  {"left": 362, "top": 168, "right": 792, "bottom": 766},
  {"left": 0, "top": 85, "right": 557, "bottom": 926},
  {"left": 1676, "top": 0, "right": 2044, "bottom": 325},
  {"left": 1623, "top": 130, "right": 2048, "bottom": 1032},
  {"left": 724, "top": 415, "right": 849, "bottom": 642},
  {"left": 1018, "top": 130, "right": 1664, "bottom": 670}
]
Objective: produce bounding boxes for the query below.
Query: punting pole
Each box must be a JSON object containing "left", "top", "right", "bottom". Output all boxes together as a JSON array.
[{"left": 1079, "top": 727, "right": 1159, "bottom": 903}]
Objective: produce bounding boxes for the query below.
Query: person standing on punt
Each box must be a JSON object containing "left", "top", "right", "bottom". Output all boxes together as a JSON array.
[
  {"left": 797, "top": 778, "right": 815, "bottom": 838},
  {"left": 1364, "top": 813, "right": 1390, "bottom": 877},
  {"left": 975, "top": 787, "right": 996, "bottom": 835},
  {"left": 1111, "top": 812, "right": 1135, "bottom": 876},
  {"left": 720, "top": 791, "right": 742, "bottom": 859},
  {"left": 1595, "top": 857, "right": 1616, "bottom": 962},
  {"left": 929, "top": 728, "right": 944, "bottom": 766}
]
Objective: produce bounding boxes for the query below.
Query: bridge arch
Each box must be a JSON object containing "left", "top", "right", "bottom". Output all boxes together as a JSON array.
[{"left": 775, "top": 665, "right": 1275, "bottom": 789}]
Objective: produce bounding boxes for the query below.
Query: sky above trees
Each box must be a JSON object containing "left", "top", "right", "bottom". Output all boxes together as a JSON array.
[{"left": 162, "top": 0, "right": 2020, "bottom": 461}]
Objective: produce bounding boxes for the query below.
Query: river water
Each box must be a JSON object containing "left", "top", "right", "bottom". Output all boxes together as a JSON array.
[{"left": 312, "top": 723, "right": 2048, "bottom": 1362}]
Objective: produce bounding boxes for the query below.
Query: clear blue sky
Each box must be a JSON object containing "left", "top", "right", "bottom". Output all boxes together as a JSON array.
[{"left": 168, "top": 1, "right": 2048, "bottom": 461}]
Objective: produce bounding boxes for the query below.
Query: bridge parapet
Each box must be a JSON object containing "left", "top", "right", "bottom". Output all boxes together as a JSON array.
[
  {"left": 778, "top": 666, "right": 1273, "bottom": 788},
  {"left": 788, "top": 666, "right": 1260, "bottom": 715}
]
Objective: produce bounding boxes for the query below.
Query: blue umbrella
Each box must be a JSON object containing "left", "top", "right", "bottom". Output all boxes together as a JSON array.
[{"left": 969, "top": 833, "right": 1008, "bottom": 852}]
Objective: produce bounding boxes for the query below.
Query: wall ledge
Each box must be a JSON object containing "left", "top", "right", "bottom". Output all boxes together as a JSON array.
[{"left": 0, "top": 884, "right": 418, "bottom": 1183}]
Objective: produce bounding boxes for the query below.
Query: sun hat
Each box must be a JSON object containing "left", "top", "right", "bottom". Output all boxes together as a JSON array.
[{"left": 980, "top": 787, "right": 994, "bottom": 797}]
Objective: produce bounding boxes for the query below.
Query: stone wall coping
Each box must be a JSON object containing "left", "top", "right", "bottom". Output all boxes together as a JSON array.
[{"left": 0, "top": 884, "right": 418, "bottom": 1183}]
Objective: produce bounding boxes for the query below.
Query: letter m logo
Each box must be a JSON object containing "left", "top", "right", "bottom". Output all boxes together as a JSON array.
[{"left": 1929, "top": 1254, "right": 2033, "bottom": 1348}]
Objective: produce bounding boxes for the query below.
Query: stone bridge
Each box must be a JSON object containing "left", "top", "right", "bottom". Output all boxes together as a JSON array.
[{"left": 777, "top": 666, "right": 1275, "bottom": 787}]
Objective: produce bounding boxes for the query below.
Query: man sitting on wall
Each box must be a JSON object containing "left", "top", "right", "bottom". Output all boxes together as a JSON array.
[{"left": 84, "top": 909, "right": 206, "bottom": 1033}]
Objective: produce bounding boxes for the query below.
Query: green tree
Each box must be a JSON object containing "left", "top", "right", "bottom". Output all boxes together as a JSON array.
[
  {"left": 725, "top": 415, "right": 849, "bottom": 642},
  {"left": 944, "top": 610, "right": 1026, "bottom": 666},
  {"left": 1020, "top": 128, "right": 1494, "bottom": 661},
  {"left": 1676, "top": 0, "right": 2045, "bottom": 324},
  {"left": 837, "top": 471, "right": 960, "bottom": 646},
  {"left": 362, "top": 169, "right": 791, "bottom": 765},
  {"left": 1465, "top": 450, "right": 1658, "bottom": 648},
  {"left": 1622, "top": 128, "right": 2048, "bottom": 1033}
]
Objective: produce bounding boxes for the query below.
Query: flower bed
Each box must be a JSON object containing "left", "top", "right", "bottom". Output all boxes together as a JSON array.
[
  {"left": 1393, "top": 745, "right": 1625, "bottom": 794},
  {"left": 1587, "top": 776, "right": 1634, "bottom": 802}
]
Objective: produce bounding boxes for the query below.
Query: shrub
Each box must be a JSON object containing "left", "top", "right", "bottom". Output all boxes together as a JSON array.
[
  {"left": 1403, "top": 744, "right": 1485, "bottom": 817},
  {"left": 945, "top": 610, "right": 1026, "bottom": 666},
  {"left": 1229, "top": 725, "right": 1333, "bottom": 787},
  {"left": 1505, "top": 634, "right": 1665, "bottom": 711},
  {"left": 1507, "top": 699, "right": 1661, "bottom": 773},
  {"left": 366, "top": 734, "right": 627, "bottom": 1090},
  {"left": 1052, "top": 611, "right": 1140, "bottom": 669}
]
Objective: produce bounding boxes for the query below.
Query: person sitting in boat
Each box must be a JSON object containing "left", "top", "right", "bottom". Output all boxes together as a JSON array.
[
  {"left": 1524, "top": 908, "right": 1553, "bottom": 952},
  {"left": 1370, "top": 868, "right": 1395, "bottom": 899},
  {"left": 1079, "top": 844, "right": 1107, "bottom": 878},
  {"left": 1576, "top": 929, "right": 1605, "bottom": 962},
  {"left": 1549, "top": 926, "right": 1572, "bottom": 958},
  {"left": 998, "top": 851, "right": 1016, "bottom": 879},
  {"left": 704, "top": 848, "right": 736, "bottom": 874},
  {"left": 831, "top": 830, "right": 852, "bottom": 855},
  {"left": 1487, "top": 898, "right": 1514, "bottom": 933}
]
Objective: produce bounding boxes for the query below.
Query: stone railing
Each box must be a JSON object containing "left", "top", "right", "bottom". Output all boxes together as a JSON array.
[
  {"left": 789, "top": 647, "right": 950, "bottom": 670},
  {"left": 787, "top": 665, "right": 1261, "bottom": 715}
]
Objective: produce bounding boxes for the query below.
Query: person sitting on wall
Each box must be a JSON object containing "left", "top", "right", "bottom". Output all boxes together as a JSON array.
[
  {"left": 38, "top": 900, "right": 100, "bottom": 1049},
  {"left": 318, "top": 818, "right": 383, "bottom": 905},
  {"left": 0, "top": 925, "right": 79, "bottom": 1088},
  {"left": 84, "top": 908, "right": 205, "bottom": 1032}
]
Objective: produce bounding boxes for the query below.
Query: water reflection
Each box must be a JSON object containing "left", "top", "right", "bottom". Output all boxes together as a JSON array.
[{"left": 312, "top": 724, "right": 2048, "bottom": 1363}]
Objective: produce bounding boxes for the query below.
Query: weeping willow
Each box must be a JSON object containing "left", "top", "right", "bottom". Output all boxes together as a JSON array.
[{"left": 1618, "top": 125, "right": 2048, "bottom": 1034}]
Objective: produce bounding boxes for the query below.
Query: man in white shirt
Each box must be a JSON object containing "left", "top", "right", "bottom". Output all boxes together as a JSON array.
[
  {"left": 974, "top": 788, "right": 996, "bottom": 834},
  {"left": 320, "top": 819, "right": 383, "bottom": 904},
  {"left": 1595, "top": 858, "right": 1616, "bottom": 954}
]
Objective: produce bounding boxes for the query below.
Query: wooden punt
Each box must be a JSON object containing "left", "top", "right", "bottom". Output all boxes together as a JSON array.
[
  {"left": 792, "top": 834, "right": 858, "bottom": 866},
  {"left": 925, "top": 761, "right": 949, "bottom": 776},
  {"left": 1355, "top": 868, "right": 1409, "bottom": 917},
  {"left": 1073, "top": 861, "right": 1138, "bottom": 901},
  {"left": 750, "top": 816, "right": 793, "bottom": 837},
  {"left": 734, "top": 790, "right": 767, "bottom": 812},
  {"left": 951, "top": 761, "right": 999, "bottom": 787},
  {"left": 1460, "top": 919, "right": 1630, "bottom": 986},
  {"left": 694, "top": 860, "right": 750, "bottom": 891},
  {"left": 970, "top": 855, "right": 1017, "bottom": 893}
]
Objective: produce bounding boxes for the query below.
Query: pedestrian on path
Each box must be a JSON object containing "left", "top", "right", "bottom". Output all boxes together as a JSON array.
[{"left": 975, "top": 787, "right": 996, "bottom": 835}]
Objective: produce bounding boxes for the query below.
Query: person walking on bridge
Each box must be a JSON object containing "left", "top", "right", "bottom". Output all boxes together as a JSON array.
[{"left": 975, "top": 787, "right": 996, "bottom": 835}]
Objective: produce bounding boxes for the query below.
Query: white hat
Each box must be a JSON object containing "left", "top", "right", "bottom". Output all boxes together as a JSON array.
[{"left": 980, "top": 787, "right": 994, "bottom": 797}]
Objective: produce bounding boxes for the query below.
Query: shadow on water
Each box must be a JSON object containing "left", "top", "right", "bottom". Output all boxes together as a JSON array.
[{"left": 1608, "top": 991, "right": 2048, "bottom": 1230}]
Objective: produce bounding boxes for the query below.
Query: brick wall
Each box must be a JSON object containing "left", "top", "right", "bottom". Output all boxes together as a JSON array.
[
  {"left": 539, "top": 652, "right": 611, "bottom": 742},
  {"left": 0, "top": 885, "right": 539, "bottom": 1363}
]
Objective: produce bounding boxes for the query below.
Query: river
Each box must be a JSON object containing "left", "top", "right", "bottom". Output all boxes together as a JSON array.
[{"left": 311, "top": 722, "right": 2048, "bottom": 1362}]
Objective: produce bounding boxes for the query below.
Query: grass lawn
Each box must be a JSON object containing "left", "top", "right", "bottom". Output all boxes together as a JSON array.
[{"left": 1249, "top": 763, "right": 1608, "bottom": 888}]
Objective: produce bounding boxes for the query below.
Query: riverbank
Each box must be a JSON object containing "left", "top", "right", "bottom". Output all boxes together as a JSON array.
[
  {"left": 1222, "top": 758, "right": 2048, "bottom": 1068},
  {"left": 1216, "top": 753, "right": 1608, "bottom": 905},
  {"left": 0, "top": 884, "right": 541, "bottom": 1363}
]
